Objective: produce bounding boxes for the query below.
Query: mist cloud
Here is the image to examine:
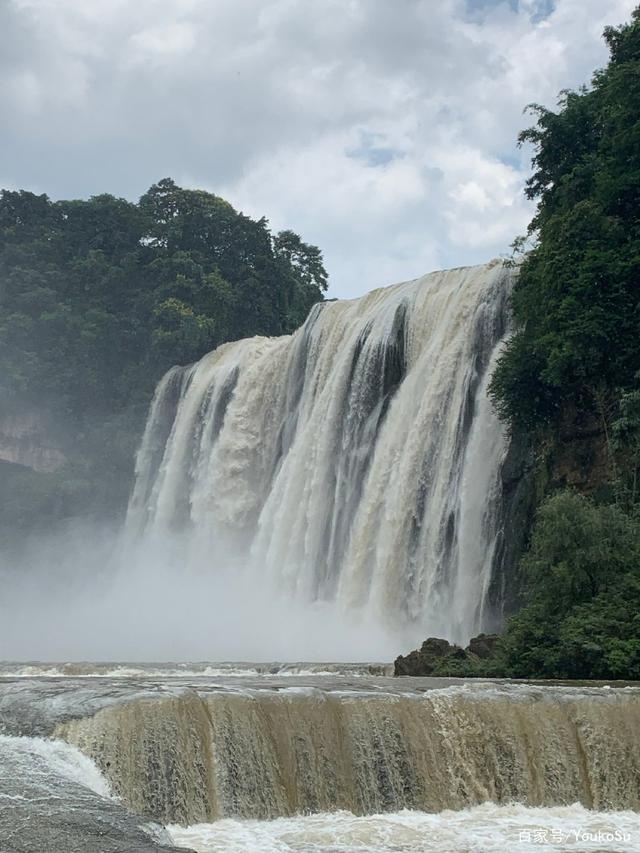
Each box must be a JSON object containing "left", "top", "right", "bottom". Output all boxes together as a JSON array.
[{"left": 0, "top": 523, "right": 402, "bottom": 662}]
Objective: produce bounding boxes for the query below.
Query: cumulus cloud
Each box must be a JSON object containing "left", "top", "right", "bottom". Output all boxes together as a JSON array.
[{"left": 0, "top": 0, "right": 635, "bottom": 296}]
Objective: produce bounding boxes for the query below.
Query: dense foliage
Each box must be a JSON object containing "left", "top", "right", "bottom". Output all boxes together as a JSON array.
[
  {"left": 490, "top": 10, "right": 640, "bottom": 430},
  {"left": 422, "top": 493, "right": 640, "bottom": 681},
  {"left": 0, "top": 178, "right": 326, "bottom": 416},
  {"left": 414, "top": 491, "right": 640, "bottom": 680},
  {"left": 482, "top": 9, "right": 640, "bottom": 681},
  {"left": 500, "top": 491, "right": 640, "bottom": 679},
  {"left": 399, "top": 8, "right": 640, "bottom": 682},
  {"left": 0, "top": 179, "right": 326, "bottom": 530}
]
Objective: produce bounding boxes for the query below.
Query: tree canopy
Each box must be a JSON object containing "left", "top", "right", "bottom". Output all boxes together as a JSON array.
[
  {"left": 0, "top": 178, "right": 327, "bottom": 418},
  {"left": 476, "top": 8, "right": 640, "bottom": 681},
  {"left": 500, "top": 491, "right": 640, "bottom": 679},
  {"left": 490, "top": 9, "right": 640, "bottom": 429},
  {"left": 0, "top": 179, "right": 327, "bottom": 529}
]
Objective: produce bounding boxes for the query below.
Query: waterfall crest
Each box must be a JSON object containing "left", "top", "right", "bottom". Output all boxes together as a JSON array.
[
  {"left": 128, "top": 260, "right": 513, "bottom": 643},
  {"left": 57, "top": 687, "right": 640, "bottom": 824}
]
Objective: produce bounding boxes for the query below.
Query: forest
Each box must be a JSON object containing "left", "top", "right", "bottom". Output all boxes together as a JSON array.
[
  {"left": 0, "top": 179, "right": 326, "bottom": 535},
  {"left": 488, "top": 7, "right": 640, "bottom": 679},
  {"left": 456, "top": 8, "right": 640, "bottom": 680}
]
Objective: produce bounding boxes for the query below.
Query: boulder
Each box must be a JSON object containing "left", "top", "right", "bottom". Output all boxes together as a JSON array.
[
  {"left": 394, "top": 636, "right": 457, "bottom": 676},
  {"left": 467, "top": 633, "right": 500, "bottom": 659},
  {"left": 394, "top": 633, "right": 502, "bottom": 676}
]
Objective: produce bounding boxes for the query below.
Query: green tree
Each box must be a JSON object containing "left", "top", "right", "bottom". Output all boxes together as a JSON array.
[
  {"left": 502, "top": 492, "right": 640, "bottom": 679},
  {"left": 612, "top": 383, "right": 640, "bottom": 509},
  {"left": 490, "top": 9, "right": 640, "bottom": 430},
  {"left": 0, "top": 179, "right": 327, "bottom": 531}
]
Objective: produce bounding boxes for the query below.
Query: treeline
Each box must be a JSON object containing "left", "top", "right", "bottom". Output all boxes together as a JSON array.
[
  {"left": 400, "top": 7, "right": 640, "bottom": 682},
  {"left": 0, "top": 179, "right": 327, "bottom": 531},
  {"left": 484, "top": 9, "right": 640, "bottom": 680}
]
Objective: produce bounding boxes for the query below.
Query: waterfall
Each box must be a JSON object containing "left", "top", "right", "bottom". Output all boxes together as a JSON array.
[
  {"left": 128, "top": 260, "right": 512, "bottom": 644},
  {"left": 56, "top": 686, "right": 640, "bottom": 824}
]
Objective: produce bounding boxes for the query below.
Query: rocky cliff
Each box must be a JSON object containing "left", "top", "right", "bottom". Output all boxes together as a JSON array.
[{"left": 0, "top": 410, "right": 66, "bottom": 474}]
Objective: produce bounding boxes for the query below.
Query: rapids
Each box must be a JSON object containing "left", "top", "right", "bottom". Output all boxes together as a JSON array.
[
  {"left": 55, "top": 682, "right": 640, "bottom": 825},
  {"left": 168, "top": 804, "right": 640, "bottom": 853},
  {"left": 2, "top": 670, "right": 640, "bottom": 852}
]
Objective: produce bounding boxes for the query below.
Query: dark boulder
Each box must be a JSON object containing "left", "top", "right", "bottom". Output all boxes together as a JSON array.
[
  {"left": 467, "top": 633, "right": 500, "bottom": 659},
  {"left": 393, "top": 650, "right": 424, "bottom": 676},
  {"left": 394, "top": 633, "right": 502, "bottom": 676},
  {"left": 420, "top": 637, "right": 453, "bottom": 658},
  {"left": 394, "top": 636, "right": 458, "bottom": 676}
]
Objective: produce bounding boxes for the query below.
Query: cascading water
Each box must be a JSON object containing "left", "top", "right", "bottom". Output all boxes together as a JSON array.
[
  {"left": 4, "top": 673, "right": 640, "bottom": 851},
  {"left": 56, "top": 685, "right": 640, "bottom": 824},
  {"left": 127, "top": 260, "right": 513, "bottom": 645},
  {"left": 3, "top": 264, "right": 639, "bottom": 852}
]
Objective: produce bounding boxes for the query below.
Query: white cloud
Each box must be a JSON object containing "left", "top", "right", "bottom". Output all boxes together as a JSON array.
[
  {"left": 128, "top": 23, "right": 196, "bottom": 65},
  {"left": 0, "top": 0, "right": 636, "bottom": 297}
]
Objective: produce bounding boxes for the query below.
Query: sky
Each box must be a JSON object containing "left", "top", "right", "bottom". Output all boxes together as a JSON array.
[{"left": 1, "top": 0, "right": 636, "bottom": 298}]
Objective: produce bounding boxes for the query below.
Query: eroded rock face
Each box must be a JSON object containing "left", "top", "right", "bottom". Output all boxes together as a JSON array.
[
  {"left": 0, "top": 411, "right": 66, "bottom": 473},
  {"left": 467, "top": 633, "right": 500, "bottom": 659},
  {"left": 394, "top": 633, "right": 501, "bottom": 676}
]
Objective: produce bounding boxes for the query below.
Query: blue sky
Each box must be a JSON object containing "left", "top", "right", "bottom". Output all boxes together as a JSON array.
[{"left": 0, "top": 0, "right": 635, "bottom": 297}]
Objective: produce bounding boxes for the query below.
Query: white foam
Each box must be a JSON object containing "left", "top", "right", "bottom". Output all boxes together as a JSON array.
[
  {"left": 0, "top": 661, "right": 393, "bottom": 679},
  {"left": 168, "top": 803, "right": 640, "bottom": 852},
  {"left": 0, "top": 734, "right": 112, "bottom": 799}
]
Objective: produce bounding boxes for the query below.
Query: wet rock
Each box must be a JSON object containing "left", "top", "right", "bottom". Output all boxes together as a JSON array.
[
  {"left": 0, "top": 409, "right": 67, "bottom": 473},
  {"left": 394, "top": 637, "right": 459, "bottom": 676},
  {"left": 0, "top": 736, "right": 195, "bottom": 853},
  {"left": 394, "top": 633, "right": 502, "bottom": 676},
  {"left": 467, "top": 633, "right": 500, "bottom": 659}
]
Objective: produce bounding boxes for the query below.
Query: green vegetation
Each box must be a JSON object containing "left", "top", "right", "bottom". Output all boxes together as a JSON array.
[
  {"left": 485, "top": 9, "right": 640, "bottom": 681},
  {"left": 490, "top": 9, "right": 640, "bottom": 431},
  {"left": 0, "top": 179, "right": 326, "bottom": 533},
  {"left": 415, "top": 489, "right": 640, "bottom": 681},
  {"left": 500, "top": 491, "right": 640, "bottom": 679},
  {"left": 398, "top": 8, "right": 640, "bottom": 682}
]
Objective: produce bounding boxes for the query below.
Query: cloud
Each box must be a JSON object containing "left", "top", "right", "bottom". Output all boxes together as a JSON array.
[{"left": 0, "top": 0, "right": 635, "bottom": 296}]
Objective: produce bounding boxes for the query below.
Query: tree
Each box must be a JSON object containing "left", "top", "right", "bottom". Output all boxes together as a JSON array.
[
  {"left": 490, "top": 9, "right": 640, "bottom": 429},
  {"left": 501, "top": 492, "right": 640, "bottom": 679},
  {"left": 0, "top": 180, "right": 327, "bottom": 529}
]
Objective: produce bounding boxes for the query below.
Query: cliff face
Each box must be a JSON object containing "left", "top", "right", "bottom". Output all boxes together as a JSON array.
[
  {"left": 0, "top": 410, "right": 66, "bottom": 474},
  {"left": 546, "top": 409, "right": 611, "bottom": 496},
  {"left": 484, "top": 428, "right": 536, "bottom": 630},
  {"left": 479, "top": 410, "right": 611, "bottom": 633}
]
